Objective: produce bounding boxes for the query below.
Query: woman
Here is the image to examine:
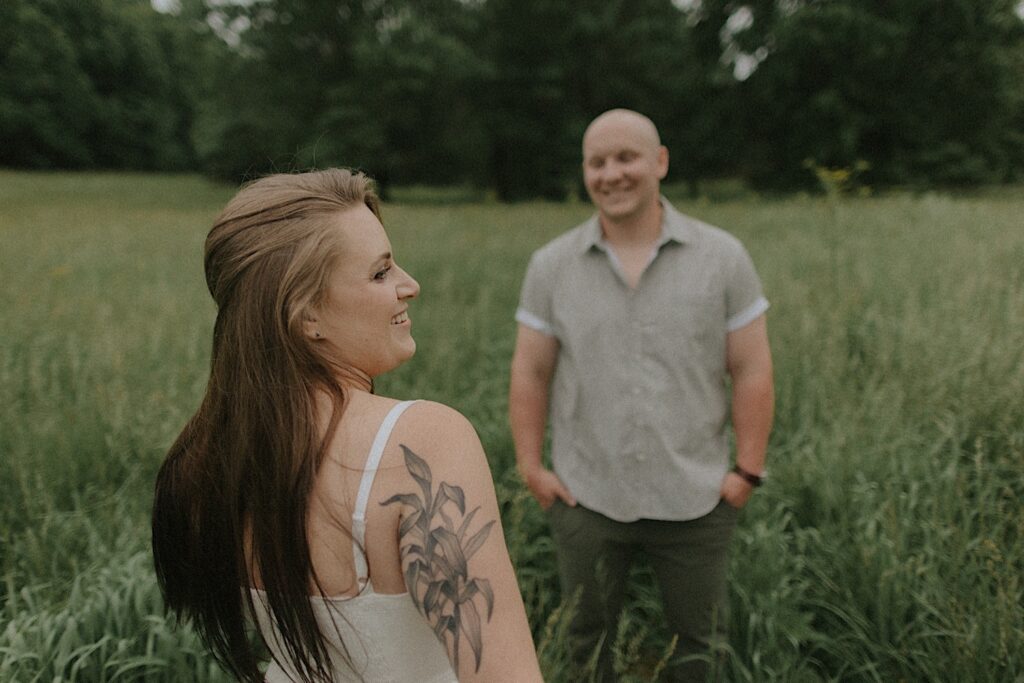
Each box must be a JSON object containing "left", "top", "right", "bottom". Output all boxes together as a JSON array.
[{"left": 152, "top": 169, "right": 543, "bottom": 682}]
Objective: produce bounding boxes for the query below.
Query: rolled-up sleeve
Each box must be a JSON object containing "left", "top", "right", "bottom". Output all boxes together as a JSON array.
[
  {"left": 515, "top": 250, "right": 557, "bottom": 337},
  {"left": 725, "top": 243, "right": 769, "bottom": 331}
]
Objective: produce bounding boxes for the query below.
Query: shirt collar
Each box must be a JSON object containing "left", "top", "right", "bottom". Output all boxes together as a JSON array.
[{"left": 580, "top": 197, "right": 695, "bottom": 254}]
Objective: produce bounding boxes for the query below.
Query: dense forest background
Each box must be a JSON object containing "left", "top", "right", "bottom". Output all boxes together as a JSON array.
[{"left": 3, "top": 0, "right": 1024, "bottom": 198}]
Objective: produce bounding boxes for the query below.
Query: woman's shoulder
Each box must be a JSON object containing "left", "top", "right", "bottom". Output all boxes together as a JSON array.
[
  {"left": 400, "top": 400, "right": 476, "bottom": 436},
  {"left": 357, "top": 394, "right": 479, "bottom": 447},
  {"left": 359, "top": 397, "right": 481, "bottom": 470},
  {"left": 387, "top": 400, "right": 481, "bottom": 462}
]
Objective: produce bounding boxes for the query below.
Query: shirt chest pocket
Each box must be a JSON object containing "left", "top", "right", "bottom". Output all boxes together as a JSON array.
[{"left": 643, "top": 286, "right": 723, "bottom": 351}]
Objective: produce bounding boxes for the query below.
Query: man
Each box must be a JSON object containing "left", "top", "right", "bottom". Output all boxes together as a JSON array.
[{"left": 509, "top": 109, "right": 773, "bottom": 682}]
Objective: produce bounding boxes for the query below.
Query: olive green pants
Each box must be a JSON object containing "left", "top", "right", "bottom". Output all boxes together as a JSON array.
[{"left": 547, "top": 499, "right": 738, "bottom": 683}]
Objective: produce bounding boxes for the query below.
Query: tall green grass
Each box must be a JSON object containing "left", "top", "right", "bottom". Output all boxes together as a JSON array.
[{"left": 1, "top": 171, "right": 1021, "bottom": 681}]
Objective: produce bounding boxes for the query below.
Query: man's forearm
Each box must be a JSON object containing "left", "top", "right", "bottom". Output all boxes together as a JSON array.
[
  {"left": 731, "top": 369, "right": 774, "bottom": 474},
  {"left": 509, "top": 372, "right": 550, "bottom": 477}
]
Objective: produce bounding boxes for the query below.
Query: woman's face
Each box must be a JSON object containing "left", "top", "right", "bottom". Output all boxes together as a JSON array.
[{"left": 311, "top": 204, "right": 420, "bottom": 378}]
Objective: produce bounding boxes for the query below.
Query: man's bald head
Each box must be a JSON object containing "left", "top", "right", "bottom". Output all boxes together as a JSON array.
[
  {"left": 580, "top": 109, "right": 669, "bottom": 224},
  {"left": 582, "top": 109, "right": 662, "bottom": 153}
]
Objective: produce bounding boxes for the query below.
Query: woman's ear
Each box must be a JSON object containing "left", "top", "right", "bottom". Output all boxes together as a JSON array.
[{"left": 302, "top": 313, "right": 323, "bottom": 341}]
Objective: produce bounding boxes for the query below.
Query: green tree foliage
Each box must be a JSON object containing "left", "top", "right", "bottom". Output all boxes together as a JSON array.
[
  {"left": 193, "top": 0, "right": 706, "bottom": 197},
  {"left": 0, "top": 1, "right": 95, "bottom": 167},
  {"left": 481, "top": 0, "right": 707, "bottom": 199},
  {"left": 0, "top": 0, "right": 205, "bottom": 170},
  {"left": 724, "top": 0, "right": 1024, "bottom": 189},
  {"left": 192, "top": 0, "right": 489, "bottom": 190},
  {"left": 3, "top": 0, "right": 1023, "bottom": 194}
]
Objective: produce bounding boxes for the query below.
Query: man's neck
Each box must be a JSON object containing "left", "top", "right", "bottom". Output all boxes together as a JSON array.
[{"left": 599, "top": 200, "right": 663, "bottom": 248}]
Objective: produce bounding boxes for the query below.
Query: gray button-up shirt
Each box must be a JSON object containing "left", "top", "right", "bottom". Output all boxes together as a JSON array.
[{"left": 515, "top": 199, "right": 769, "bottom": 522}]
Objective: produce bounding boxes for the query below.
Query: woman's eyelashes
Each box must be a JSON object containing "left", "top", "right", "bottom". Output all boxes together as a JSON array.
[{"left": 373, "top": 264, "right": 392, "bottom": 281}]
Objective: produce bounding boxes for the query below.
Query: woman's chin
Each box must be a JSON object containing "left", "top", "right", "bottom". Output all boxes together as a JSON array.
[
  {"left": 399, "top": 342, "right": 417, "bottom": 365},
  {"left": 379, "top": 343, "right": 417, "bottom": 375}
]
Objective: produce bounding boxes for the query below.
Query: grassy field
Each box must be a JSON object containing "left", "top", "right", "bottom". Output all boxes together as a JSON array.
[{"left": 1, "top": 170, "right": 1022, "bottom": 682}]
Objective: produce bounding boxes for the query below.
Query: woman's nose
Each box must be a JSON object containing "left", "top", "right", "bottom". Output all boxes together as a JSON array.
[{"left": 398, "top": 267, "right": 420, "bottom": 299}]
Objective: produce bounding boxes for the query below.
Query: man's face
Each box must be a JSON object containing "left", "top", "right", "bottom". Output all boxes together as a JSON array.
[{"left": 582, "top": 115, "right": 668, "bottom": 223}]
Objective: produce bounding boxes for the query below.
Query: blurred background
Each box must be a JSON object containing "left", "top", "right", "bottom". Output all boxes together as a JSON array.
[
  {"left": 3, "top": 0, "right": 1024, "bottom": 198},
  {"left": 3, "top": 2, "right": 1024, "bottom": 681}
]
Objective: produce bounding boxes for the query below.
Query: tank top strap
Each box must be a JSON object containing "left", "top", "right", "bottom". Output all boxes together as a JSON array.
[{"left": 352, "top": 400, "right": 417, "bottom": 593}]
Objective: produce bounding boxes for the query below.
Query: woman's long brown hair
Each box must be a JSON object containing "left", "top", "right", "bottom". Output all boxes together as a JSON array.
[{"left": 152, "top": 169, "right": 381, "bottom": 682}]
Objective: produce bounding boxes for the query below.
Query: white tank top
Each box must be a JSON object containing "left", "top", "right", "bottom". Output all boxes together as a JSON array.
[{"left": 251, "top": 401, "right": 458, "bottom": 682}]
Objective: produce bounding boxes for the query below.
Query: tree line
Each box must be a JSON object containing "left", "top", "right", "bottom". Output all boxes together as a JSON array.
[{"left": 2, "top": 0, "right": 1023, "bottom": 197}]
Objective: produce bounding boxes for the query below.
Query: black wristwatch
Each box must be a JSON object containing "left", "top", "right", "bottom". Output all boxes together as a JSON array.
[{"left": 732, "top": 464, "right": 765, "bottom": 487}]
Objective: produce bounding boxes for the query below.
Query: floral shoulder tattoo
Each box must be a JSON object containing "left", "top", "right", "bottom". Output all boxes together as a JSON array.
[{"left": 381, "top": 445, "right": 495, "bottom": 672}]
